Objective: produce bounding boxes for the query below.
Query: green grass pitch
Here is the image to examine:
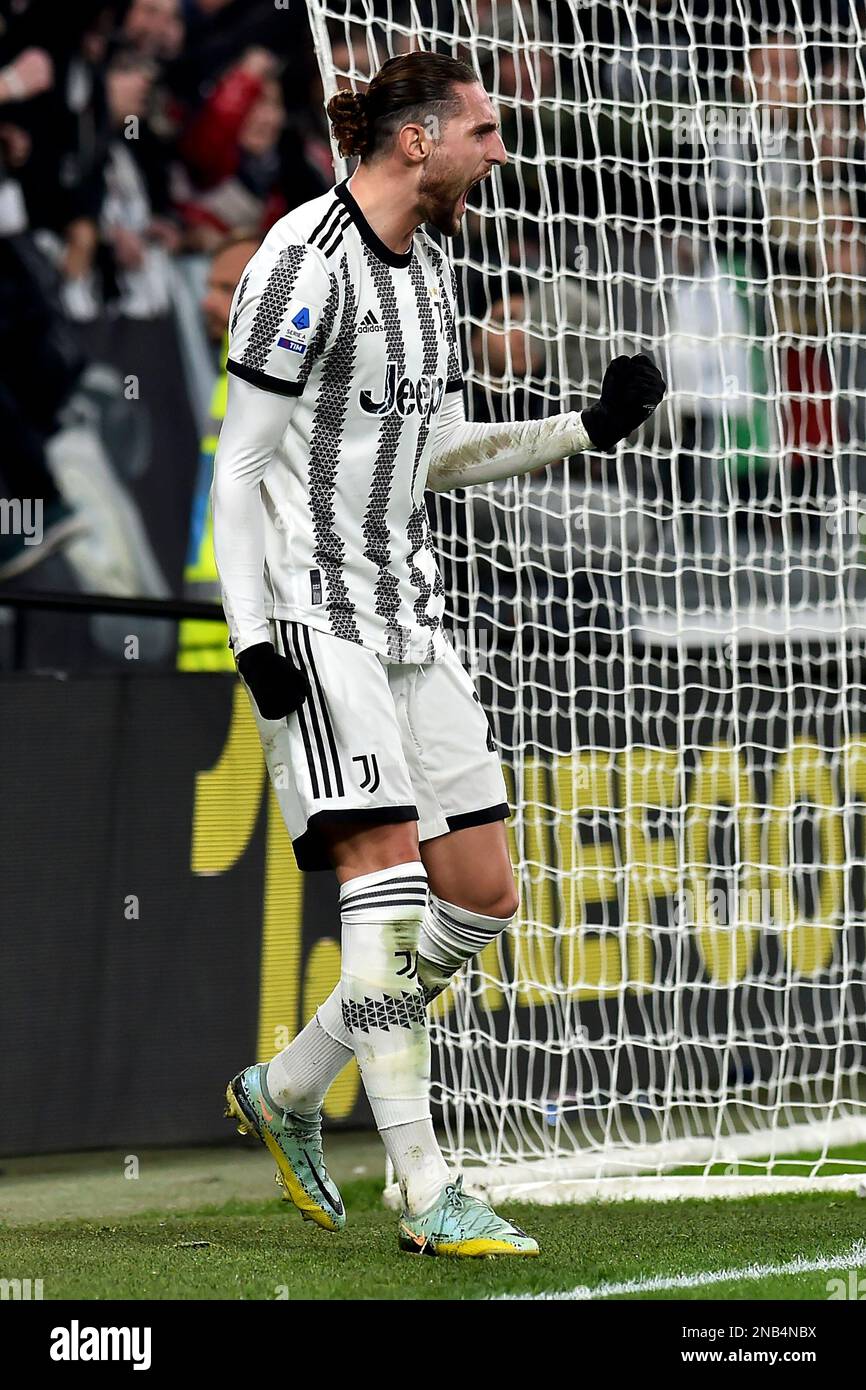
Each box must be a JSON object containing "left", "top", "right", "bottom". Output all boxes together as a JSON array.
[{"left": 4, "top": 1176, "right": 866, "bottom": 1301}]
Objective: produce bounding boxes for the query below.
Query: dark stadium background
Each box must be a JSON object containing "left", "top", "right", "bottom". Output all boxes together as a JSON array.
[{"left": 1, "top": 0, "right": 865, "bottom": 1163}]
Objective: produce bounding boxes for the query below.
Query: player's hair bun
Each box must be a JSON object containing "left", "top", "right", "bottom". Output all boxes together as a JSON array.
[
  {"left": 327, "top": 88, "right": 371, "bottom": 158},
  {"left": 326, "top": 54, "right": 478, "bottom": 162}
]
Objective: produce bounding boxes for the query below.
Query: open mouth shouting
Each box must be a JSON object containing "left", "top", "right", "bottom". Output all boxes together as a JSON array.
[{"left": 457, "top": 172, "right": 490, "bottom": 215}]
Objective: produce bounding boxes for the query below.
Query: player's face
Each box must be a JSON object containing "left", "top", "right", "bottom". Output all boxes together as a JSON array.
[{"left": 418, "top": 83, "right": 506, "bottom": 238}]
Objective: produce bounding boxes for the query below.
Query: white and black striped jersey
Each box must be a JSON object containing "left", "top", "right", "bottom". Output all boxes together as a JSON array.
[{"left": 223, "top": 178, "right": 462, "bottom": 664}]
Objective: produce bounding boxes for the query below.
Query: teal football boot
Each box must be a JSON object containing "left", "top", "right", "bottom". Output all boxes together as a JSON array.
[
  {"left": 225, "top": 1063, "right": 346, "bottom": 1232},
  {"left": 399, "top": 1176, "right": 539, "bottom": 1257}
]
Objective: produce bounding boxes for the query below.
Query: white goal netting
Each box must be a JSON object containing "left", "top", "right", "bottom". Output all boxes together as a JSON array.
[{"left": 307, "top": 0, "right": 866, "bottom": 1200}]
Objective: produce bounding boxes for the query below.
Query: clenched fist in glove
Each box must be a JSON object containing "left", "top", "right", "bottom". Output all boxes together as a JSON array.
[
  {"left": 581, "top": 354, "right": 667, "bottom": 452},
  {"left": 236, "top": 641, "right": 309, "bottom": 720}
]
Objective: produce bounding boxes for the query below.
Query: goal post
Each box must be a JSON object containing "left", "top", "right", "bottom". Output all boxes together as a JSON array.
[{"left": 306, "top": 1, "right": 866, "bottom": 1202}]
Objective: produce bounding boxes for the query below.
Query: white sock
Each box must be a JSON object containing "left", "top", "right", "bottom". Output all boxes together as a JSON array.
[
  {"left": 267, "top": 893, "right": 515, "bottom": 1126},
  {"left": 340, "top": 861, "right": 430, "bottom": 1127},
  {"left": 266, "top": 989, "right": 353, "bottom": 1116},
  {"left": 339, "top": 860, "right": 451, "bottom": 1208},
  {"left": 418, "top": 893, "right": 517, "bottom": 999},
  {"left": 267, "top": 974, "right": 447, "bottom": 1210},
  {"left": 380, "top": 1118, "right": 449, "bottom": 1215}
]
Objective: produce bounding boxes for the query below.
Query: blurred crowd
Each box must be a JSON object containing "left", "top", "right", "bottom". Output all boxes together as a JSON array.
[
  {"left": 0, "top": 0, "right": 333, "bottom": 597},
  {"left": 1, "top": 0, "right": 865, "bottom": 655},
  {"left": 0, "top": 0, "right": 331, "bottom": 314},
  {"left": 412, "top": 0, "right": 866, "bottom": 637},
  {"left": 452, "top": 5, "right": 866, "bottom": 519}
]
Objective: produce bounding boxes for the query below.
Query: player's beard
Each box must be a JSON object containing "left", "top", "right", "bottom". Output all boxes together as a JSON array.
[{"left": 417, "top": 158, "right": 473, "bottom": 238}]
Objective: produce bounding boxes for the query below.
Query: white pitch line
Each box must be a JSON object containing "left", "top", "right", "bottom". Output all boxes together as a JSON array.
[{"left": 494, "top": 1240, "right": 866, "bottom": 1300}]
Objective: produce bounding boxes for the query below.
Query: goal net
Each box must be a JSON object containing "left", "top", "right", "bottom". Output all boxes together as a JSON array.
[{"left": 306, "top": 0, "right": 866, "bottom": 1200}]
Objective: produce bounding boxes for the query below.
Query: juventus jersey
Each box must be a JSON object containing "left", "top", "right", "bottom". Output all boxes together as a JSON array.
[{"left": 224, "top": 178, "right": 462, "bottom": 664}]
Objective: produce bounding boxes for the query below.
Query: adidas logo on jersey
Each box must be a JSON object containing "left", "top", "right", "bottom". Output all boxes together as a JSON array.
[{"left": 358, "top": 309, "right": 382, "bottom": 333}]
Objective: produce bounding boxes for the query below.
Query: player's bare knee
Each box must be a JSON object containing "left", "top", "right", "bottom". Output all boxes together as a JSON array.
[
  {"left": 327, "top": 818, "right": 421, "bottom": 879},
  {"left": 487, "top": 881, "right": 520, "bottom": 920},
  {"left": 455, "top": 879, "right": 519, "bottom": 920}
]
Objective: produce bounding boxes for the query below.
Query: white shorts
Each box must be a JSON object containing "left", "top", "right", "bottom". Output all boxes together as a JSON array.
[{"left": 245, "top": 620, "right": 510, "bottom": 871}]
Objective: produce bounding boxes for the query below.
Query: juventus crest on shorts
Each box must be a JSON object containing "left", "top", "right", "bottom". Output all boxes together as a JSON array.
[{"left": 225, "top": 179, "right": 464, "bottom": 664}]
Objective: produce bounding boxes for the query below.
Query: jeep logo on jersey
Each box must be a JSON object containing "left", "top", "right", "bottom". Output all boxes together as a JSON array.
[{"left": 360, "top": 362, "right": 446, "bottom": 422}]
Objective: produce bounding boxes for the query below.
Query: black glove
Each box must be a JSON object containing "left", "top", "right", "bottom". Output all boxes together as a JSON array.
[
  {"left": 236, "top": 642, "right": 309, "bottom": 720},
  {"left": 581, "top": 354, "right": 667, "bottom": 452}
]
